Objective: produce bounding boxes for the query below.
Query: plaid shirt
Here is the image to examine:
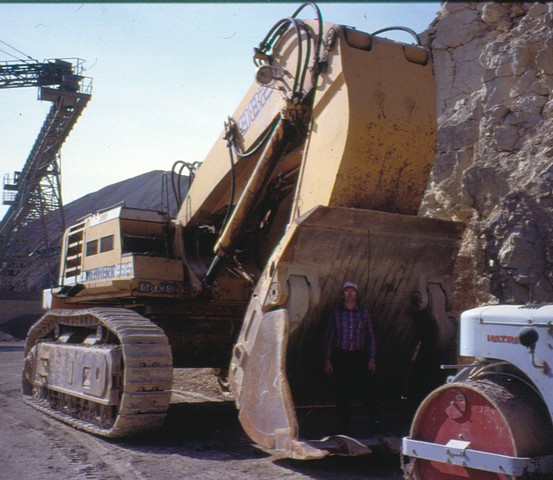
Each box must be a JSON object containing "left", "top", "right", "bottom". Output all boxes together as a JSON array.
[{"left": 324, "top": 305, "right": 376, "bottom": 363}]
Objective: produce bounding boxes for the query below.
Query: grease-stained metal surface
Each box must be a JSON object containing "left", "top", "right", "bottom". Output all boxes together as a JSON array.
[
  {"left": 293, "top": 28, "right": 436, "bottom": 219},
  {"left": 33, "top": 341, "right": 121, "bottom": 404},
  {"left": 230, "top": 206, "right": 463, "bottom": 458}
]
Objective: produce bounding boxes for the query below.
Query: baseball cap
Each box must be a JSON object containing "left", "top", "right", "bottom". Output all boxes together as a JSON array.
[{"left": 343, "top": 281, "right": 358, "bottom": 291}]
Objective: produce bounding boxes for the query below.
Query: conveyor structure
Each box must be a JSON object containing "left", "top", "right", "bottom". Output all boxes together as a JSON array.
[{"left": 0, "top": 58, "right": 92, "bottom": 291}]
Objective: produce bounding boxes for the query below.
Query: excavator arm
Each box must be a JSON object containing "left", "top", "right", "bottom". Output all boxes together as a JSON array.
[
  {"left": 178, "top": 4, "right": 324, "bottom": 231},
  {"left": 176, "top": 8, "right": 439, "bottom": 290}
]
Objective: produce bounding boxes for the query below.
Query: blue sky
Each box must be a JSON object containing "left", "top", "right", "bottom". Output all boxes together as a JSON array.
[{"left": 0, "top": 2, "right": 442, "bottom": 220}]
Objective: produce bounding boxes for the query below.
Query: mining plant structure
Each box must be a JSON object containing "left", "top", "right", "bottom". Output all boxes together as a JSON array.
[{"left": 0, "top": 58, "right": 91, "bottom": 291}]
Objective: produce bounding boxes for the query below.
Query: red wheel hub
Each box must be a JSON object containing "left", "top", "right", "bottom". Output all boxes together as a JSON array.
[{"left": 409, "top": 377, "right": 553, "bottom": 480}]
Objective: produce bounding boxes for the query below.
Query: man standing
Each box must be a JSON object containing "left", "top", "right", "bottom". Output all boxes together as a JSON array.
[{"left": 324, "top": 281, "right": 377, "bottom": 435}]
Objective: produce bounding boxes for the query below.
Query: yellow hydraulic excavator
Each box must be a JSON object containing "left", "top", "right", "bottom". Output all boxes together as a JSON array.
[{"left": 23, "top": 3, "right": 463, "bottom": 459}]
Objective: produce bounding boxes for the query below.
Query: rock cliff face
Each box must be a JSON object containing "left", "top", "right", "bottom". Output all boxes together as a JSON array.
[{"left": 422, "top": 2, "right": 553, "bottom": 308}]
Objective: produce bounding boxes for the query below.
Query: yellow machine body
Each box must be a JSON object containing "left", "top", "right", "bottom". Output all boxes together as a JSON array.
[
  {"left": 179, "top": 23, "right": 435, "bottom": 230},
  {"left": 28, "top": 8, "right": 463, "bottom": 458}
]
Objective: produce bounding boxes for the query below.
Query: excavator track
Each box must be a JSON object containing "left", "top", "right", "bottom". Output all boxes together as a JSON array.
[{"left": 22, "top": 307, "right": 173, "bottom": 437}]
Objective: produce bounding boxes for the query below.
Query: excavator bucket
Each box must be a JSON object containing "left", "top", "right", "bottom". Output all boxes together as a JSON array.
[{"left": 229, "top": 205, "right": 464, "bottom": 458}]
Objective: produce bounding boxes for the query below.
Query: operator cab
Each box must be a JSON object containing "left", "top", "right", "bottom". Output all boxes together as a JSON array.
[{"left": 48, "top": 205, "right": 183, "bottom": 305}]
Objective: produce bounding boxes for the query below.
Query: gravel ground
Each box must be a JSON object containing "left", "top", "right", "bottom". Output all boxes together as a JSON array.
[{"left": 0, "top": 340, "right": 405, "bottom": 480}]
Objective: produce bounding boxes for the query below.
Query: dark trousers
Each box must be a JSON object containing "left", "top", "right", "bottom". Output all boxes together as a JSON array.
[{"left": 331, "top": 348, "right": 375, "bottom": 434}]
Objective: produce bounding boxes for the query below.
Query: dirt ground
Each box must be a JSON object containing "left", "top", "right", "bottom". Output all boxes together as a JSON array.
[{"left": 0, "top": 339, "right": 405, "bottom": 480}]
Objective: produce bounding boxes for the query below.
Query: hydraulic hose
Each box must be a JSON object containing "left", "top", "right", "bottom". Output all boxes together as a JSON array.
[{"left": 205, "top": 114, "right": 294, "bottom": 286}]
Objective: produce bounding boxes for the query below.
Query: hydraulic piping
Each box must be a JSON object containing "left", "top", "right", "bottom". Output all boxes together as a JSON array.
[{"left": 204, "top": 3, "right": 323, "bottom": 287}]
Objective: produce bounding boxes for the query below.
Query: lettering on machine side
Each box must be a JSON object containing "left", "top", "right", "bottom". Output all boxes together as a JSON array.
[
  {"left": 487, "top": 334, "right": 520, "bottom": 344},
  {"left": 84, "top": 263, "right": 134, "bottom": 282},
  {"left": 237, "top": 86, "right": 273, "bottom": 136}
]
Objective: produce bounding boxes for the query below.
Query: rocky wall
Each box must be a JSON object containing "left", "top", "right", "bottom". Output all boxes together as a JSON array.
[{"left": 422, "top": 2, "right": 553, "bottom": 308}]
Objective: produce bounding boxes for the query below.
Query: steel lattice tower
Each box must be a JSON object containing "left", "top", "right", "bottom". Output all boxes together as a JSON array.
[{"left": 0, "top": 59, "right": 92, "bottom": 291}]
